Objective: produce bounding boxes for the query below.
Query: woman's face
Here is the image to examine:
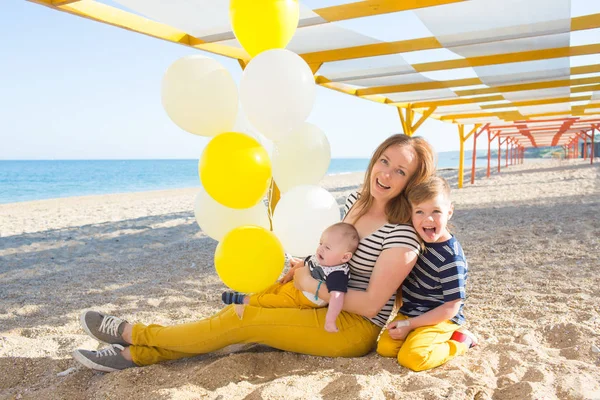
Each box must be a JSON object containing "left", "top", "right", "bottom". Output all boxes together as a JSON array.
[{"left": 370, "top": 144, "right": 418, "bottom": 204}]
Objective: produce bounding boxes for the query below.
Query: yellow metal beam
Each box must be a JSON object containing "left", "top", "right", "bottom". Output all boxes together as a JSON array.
[
  {"left": 413, "top": 44, "right": 600, "bottom": 74},
  {"left": 27, "top": 0, "right": 250, "bottom": 60},
  {"left": 455, "top": 75, "right": 600, "bottom": 97},
  {"left": 313, "top": 0, "right": 465, "bottom": 22},
  {"left": 51, "top": 0, "right": 81, "bottom": 5},
  {"left": 357, "top": 77, "right": 482, "bottom": 97},
  {"left": 398, "top": 107, "right": 408, "bottom": 135},
  {"left": 406, "top": 95, "right": 505, "bottom": 109},
  {"left": 478, "top": 95, "right": 592, "bottom": 111},
  {"left": 411, "top": 107, "right": 437, "bottom": 133},
  {"left": 301, "top": 14, "right": 600, "bottom": 64},
  {"left": 463, "top": 124, "right": 482, "bottom": 141},
  {"left": 355, "top": 64, "right": 600, "bottom": 97}
]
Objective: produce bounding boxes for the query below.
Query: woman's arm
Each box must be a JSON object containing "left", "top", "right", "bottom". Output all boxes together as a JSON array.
[{"left": 294, "top": 247, "right": 418, "bottom": 318}]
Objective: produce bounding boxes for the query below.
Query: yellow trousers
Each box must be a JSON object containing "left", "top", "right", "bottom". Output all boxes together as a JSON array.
[
  {"left": 376, "top": 315, "right": 468, "bottom": 371},
  {"left": 129, "top": 304, "right": 381, "bottom": 366},
  {"left": 248, "top": 281, "right": 323, "bottom": 309}
]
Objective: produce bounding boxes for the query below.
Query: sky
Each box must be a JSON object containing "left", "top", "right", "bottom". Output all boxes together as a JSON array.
[{"left": 2, "top": 0, "right": 590, "bottom": 160}]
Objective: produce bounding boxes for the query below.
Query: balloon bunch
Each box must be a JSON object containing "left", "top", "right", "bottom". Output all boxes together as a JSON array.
[{"left": 161, "top": 0, "right": 340, "bottom": 293}]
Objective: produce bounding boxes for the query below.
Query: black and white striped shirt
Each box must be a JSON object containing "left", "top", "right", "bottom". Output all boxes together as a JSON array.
[{"left": 343, "top": 192, "right": 420, "bottom": 327}]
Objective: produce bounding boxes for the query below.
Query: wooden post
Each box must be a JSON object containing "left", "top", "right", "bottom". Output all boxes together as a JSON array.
[{"left": 583, "top": 132, "right": 588, "bottom": 160}]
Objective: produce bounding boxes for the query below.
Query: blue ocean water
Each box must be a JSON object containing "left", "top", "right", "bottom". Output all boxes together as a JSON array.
[{"left": 0, "top": 152, "right": 491, "bottom": 204}]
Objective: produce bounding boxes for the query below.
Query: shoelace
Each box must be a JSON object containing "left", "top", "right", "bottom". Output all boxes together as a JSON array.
[
  {"left": 98, "top": 316, "right": 122, "bottom": 337},
  {"left": 95, "top": 344, "right": 124, "bottom": 358}
]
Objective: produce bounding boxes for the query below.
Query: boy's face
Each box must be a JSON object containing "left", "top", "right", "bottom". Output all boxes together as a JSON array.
[
  {"left": 315, "top": 230, "right": 353, "bottom": 267},
  {"left": 411, "top": 194, "right": 454, "bottom": 243}
]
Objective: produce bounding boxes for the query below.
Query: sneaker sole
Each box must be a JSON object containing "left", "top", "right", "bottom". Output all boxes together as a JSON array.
[{"left": 72, "top": 349, "right": 120, "bottom": 373}]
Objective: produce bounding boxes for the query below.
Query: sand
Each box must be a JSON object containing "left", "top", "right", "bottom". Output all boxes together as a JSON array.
[{"left": 1, "top": 158, "right": 599, "bottom": 400}]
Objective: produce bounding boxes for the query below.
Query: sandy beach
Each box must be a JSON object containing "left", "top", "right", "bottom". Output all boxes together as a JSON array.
[{"left": 1, "top": 158, "right": 599, "bottom": 400}]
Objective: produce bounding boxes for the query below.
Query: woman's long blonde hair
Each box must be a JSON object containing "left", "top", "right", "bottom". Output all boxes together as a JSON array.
[{"left": 351, "top": 134, "right": 436, "bottom": 224}]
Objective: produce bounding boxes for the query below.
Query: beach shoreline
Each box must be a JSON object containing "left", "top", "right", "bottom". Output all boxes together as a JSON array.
[{"left": 1, "top": 158, "right": 599, "bottom": 399}]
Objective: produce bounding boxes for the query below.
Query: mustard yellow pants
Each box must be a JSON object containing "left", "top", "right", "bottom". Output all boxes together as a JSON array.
[
  {"left": 129, "top": 304, "right": 381, "bottom": 366},
  {"left": 248, "top": 281, "right": 323, "bottom": 309},
  {"left": 376, "top": 314, "right": 468, "bottom": 371}
]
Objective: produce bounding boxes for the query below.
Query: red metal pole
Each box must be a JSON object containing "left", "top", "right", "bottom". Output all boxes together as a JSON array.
[
  {"left": 583, "top": 132, "right": 588, "bottom": 160},
  {"left": 487, "top": 129, "right": 491, "bottom": 178},
  {"left": 497, "top": 135, "right": 501, "bottom": 173},
  {"left": 505, "top": 139, "right": 509, "bottom": 167},
  {"left": 471, "top": 128, "right": 478, "bottom": 184},
  {"left": 592, "top": 127, "right": 595, "bottom": 165}
]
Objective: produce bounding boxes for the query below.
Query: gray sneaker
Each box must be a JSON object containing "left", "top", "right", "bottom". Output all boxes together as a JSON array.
[
  {"left": 72, "top": 344, "right": 136, "bottom": 372},
  {"left": 79, "top": 310, "right": 129, "bottom": 346}
]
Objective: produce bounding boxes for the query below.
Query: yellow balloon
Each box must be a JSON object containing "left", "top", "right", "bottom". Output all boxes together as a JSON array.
[
  {"left": 215, "top": 226, "right": 285, "bottom": 293},
  {"left": 199, "top": 132, "right": 271, "bottom": 209},
  {"left": 230, "top": 0, "right": 299, "bottom": 57}
]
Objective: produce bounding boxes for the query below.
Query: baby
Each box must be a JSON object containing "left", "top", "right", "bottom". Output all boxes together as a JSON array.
[{"left": 222, "top": 222, "right": 359, "bottom": 332}]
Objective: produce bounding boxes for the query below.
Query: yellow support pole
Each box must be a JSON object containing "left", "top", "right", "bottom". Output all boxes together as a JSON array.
[
  {"left": 411, "top": 107, "right": 437, "bottom": 133},
  {"left": 406, "top": 106, "right": 414, "bottom": 136},
  {"left": 398, "top": 107, "right": 408, "bottom": 135},
  {"left": 458, "top": 124, "right": 466, "bottom": 189}
]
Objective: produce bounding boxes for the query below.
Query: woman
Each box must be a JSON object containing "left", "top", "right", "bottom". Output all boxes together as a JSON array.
[{"left": 73, "top": 134, "right": 436, "bottom": 372}]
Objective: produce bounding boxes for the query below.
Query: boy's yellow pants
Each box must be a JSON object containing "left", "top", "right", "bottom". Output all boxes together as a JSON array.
[
  {"left": 248, "top": 281, "right": 323, "bottom": 309},
  {"left": 129, "top": 303, "right": 381, "bottom": 366},
  {"left": 376, "top": 314, "right": 468, "bottom": 371}
]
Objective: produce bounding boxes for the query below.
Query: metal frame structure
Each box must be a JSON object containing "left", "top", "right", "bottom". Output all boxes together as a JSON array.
[{"left": 28, "top": 0, "right": 600, "bottom": 188}]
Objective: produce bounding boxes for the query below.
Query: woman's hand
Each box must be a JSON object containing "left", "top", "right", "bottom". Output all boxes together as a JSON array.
[
  {"left": 293, "top": 266, "right": 314, "bottom": 291},
  {"left": 279, "top": 257, "right": 304, "bottom": 284}
]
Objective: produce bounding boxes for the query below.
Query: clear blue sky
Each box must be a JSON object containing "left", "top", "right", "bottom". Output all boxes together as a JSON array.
[{"left": 4, "top": 0, "right": 571, "bottom": 160}]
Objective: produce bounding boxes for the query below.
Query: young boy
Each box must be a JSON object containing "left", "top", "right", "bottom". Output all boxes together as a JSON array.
[
  {"left": 376, "top": 176, "right": 477, "bottom": 371},
  {"left": 221, "top": 222, "right": 359, "bottom": 332}
]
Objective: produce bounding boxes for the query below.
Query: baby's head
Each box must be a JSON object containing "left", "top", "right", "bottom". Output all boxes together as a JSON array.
[
  {"left": 316, "top": 222, "right": 359, "bottom": 266},
  {"left": 407, "top": 176, "right": 454, "bottom": 244}
]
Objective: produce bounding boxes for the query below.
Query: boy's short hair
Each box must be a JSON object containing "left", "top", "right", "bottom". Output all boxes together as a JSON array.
[
  {"left": 325, "top": 222, "right": 360, "bottom": 253},
  {"left": 407, "top": 176, "right": 451, "bottom": 206}
]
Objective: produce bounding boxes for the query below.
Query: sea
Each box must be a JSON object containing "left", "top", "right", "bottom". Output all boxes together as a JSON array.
[{"left": 0, "top": 151, "right": 491, "bottom": 204}]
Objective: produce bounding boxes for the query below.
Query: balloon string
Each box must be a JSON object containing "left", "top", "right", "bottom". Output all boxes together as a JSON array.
[{"left": 267, "top": 178, "right": 280, "bottom": 231}]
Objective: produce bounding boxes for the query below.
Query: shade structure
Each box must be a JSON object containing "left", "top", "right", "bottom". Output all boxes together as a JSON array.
[{"left": 28, "top": 0, "right": 600, "bottom": 148}]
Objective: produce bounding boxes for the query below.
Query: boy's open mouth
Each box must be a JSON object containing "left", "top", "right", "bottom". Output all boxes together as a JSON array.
[{"left": 422, "top": 227, "right": 437, "bottom": 238}]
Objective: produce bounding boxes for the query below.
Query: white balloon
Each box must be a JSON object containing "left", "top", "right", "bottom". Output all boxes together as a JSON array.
[
  {"left": 272, "top": 185, "right": 341, "bottom": 257},
  {"left": 162, "top": 55, "right": 238, "bottom": 137},
  {"left": 194, "top": 188, "right": 270, "bottom": 242},
  {"left": 240, "top": 49, "right": 316, "bottom": 142},
  {"left": 273, "top": 123, "right": 331, "bottom": 193}
]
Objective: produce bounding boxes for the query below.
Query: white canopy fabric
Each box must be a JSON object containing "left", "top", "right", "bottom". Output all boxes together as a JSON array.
[{"left": 29, "top": 0, "right": 600, "bottom": 147}]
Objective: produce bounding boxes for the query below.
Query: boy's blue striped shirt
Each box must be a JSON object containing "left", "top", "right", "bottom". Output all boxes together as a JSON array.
[{"left": 399, "top": 236, "right": 468, "bottom": 325}]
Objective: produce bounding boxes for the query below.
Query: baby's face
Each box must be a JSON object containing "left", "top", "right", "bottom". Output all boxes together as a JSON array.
[{"left": 315, "top": 230, "right": 352, "bottom": 267}]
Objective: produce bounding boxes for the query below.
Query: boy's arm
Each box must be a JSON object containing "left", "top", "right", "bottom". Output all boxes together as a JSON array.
[
  {"left": 387, "top": 299, "right": 462, "bottom": 340},
  {"left": 324, "top": 292, "right": 345, "bottom": 333}
]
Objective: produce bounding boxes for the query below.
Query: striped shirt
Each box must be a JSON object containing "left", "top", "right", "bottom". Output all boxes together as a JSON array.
[
  {"left": 399, "top": 236, "right": 468, "bottom": 325},
  {"left": 343, "top": 192, "right": 420, "bottom": 327}
]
